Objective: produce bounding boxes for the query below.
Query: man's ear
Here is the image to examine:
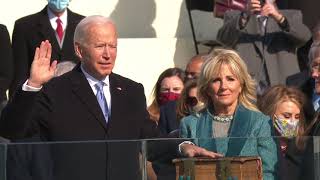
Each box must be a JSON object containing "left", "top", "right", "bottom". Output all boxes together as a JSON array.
[{"left": 74, "top": 42, "right": 83, "bottom": 59}]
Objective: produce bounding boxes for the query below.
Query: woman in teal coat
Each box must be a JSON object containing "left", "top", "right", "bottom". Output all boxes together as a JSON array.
[{"left": 179, "top": 49, "right": 278, "bottom": 180}]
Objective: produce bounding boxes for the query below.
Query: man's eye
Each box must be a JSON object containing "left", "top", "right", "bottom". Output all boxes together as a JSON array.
[
  {"left": 95, "top": 44, "right": 105, "bottom": 48},
  {"left": 109, "top": 45, "right": 117, "bottom": 48}
]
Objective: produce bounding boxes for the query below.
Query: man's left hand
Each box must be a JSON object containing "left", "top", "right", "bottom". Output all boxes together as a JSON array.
[{"left": 261, "top": 2, "right": 283, "bottom": 23}]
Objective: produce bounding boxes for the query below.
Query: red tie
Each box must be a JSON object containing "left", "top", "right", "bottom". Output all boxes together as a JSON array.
[{"left": 56, "top": 18, "right": 63, "bottom": 42}]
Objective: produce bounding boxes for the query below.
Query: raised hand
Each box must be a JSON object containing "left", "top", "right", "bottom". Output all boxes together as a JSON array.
[
  {"left": 246, "top": 0, "right": 262, "bottom": 16},
  {"left": 261, "top": 2, "right": 283, "bottom": 22},
  {"left": 180, "top": 143, "right": 223, "bottom": 158},
  {"left": 27, "top": 40, "right": 57, "bottom": 88}
]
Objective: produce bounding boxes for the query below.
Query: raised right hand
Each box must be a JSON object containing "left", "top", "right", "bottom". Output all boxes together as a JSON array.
[
  {"left": 246, "top": 0, "right": 262, "bottom": 16},
  {"left": 27, "top": 40, "right": 57, "bottom": 88}
]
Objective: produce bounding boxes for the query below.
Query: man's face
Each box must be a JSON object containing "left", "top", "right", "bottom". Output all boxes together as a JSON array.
[
  {"left": 47, "top": 0, "right": 70, "bottom": 12},
  {"left": 76, "top": 23, "right": 117, "bottom": 80},
  {"left": 185, "top": 58, "right": 203, "bottom": 80},
  {"left": 311, "top": 50, "right": 320, "bottom": 94}
]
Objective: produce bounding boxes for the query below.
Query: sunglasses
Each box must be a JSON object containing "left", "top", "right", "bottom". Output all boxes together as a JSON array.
[{"left": 186, "top": 96, "right": 198, "bottom": 107}]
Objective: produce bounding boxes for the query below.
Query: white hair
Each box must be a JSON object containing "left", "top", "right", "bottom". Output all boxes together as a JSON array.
[
  {"left": 308, "top": 43, "right": 320, "bottom": 66},
  {"left": 73, "top": 15, "right": 116, "bottom": 46}
]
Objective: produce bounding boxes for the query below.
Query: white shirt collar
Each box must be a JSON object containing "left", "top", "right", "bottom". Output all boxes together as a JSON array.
[
  {"left": 47, "top": 7, "right": 68, "bottom": 30},
  {"left": 80, "top": 64, "right": 110, "bottom": 92},
  {"left": 312, "top": 89, "right": 320, "bottom": 111},
  {"left": 256, "top": 15, "right": 268, "bottom": 27},
  {"left": 80, "top": 64, "right": 111, "bottom": 113}
]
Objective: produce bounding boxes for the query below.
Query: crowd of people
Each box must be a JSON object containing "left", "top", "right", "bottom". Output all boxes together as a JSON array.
[{"left": 0, "top": 0, "right": 319, "bottom": 180}]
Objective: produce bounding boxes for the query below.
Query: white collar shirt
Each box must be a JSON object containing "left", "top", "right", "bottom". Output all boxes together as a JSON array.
[
  {"left": 256, "top": 15, "right": 268, "bottom": 34},
  {"left": 81, "top": 64, "right": 111, "bottom": 116},
  {"left": 312, "top": 89, "right": 320, "bottom": 111},
  {"left": 48, "top": 7, "right": 68, "bottom": 47},
  {"left": 48, "top": 8, "right": 68, "bottom": 31}
]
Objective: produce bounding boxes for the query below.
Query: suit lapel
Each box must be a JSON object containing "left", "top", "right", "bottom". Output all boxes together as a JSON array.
[
  {"left": 246, "top": 16, "right": 264, "bottom": 58},
  {"left": 264, "top": 17, "right": 276, "bottom": 48},
  {"left": 70, "top": 65, "right": 108, "bottom": 131},
  {"left": 196, "top": 111, "right": 213, "bottom": 138},
  {"left": 196, "top": 110, "right": 217, "bottom": 151},
  {"left": 62, "top": 9, "right": 79, "bottom": 50},
  {"left": 107, "top": 73, "right": 125, "bottom": 137},
  {"left": 226, "top": 105, "right": 251, "bottom": 156},
  {"left": 37, "top": 6, "right": 61, "bottom": 56}
]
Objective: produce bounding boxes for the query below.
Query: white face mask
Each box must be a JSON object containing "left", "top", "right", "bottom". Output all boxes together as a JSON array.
[
  {"left": 273, "top": 115, "right": 299, "bottom": 137},
  {"left": 48, "top": 0, "right": 70, "bottom": 12}
]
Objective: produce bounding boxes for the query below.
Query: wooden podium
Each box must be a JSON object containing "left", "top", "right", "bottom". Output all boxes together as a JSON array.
[{"left": 173, "top": 156, "right": 262, "bottom": 180}]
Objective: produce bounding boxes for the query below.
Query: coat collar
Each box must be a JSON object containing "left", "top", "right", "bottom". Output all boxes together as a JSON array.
[
  {"left": 68, "top": 64, "right": 126, "bottom": 135},
  {"left": 106, "top": 73, "right": 126, "bottom": 136},
  {"left": 196, "top": 104, "right": 257, "bottom": 156},
  {"left": 196, "top": 104, "right": 252, "bottom": 138},
  {"left": 69, "top": 64, "right": 109, "bottom": 131},
  {"left": 228, "top": 104, "right": 252, "bottom": 137},
  {"left": 37, "top": 6, "right": 80, "bottom": 54},
  {"left": 245, "top": 15, "right": 276, "bottom": 56}
]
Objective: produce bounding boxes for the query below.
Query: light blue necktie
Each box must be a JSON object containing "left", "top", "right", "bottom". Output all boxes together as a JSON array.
[
  {"left": 312, "top": 93, "right": 320, "bottom": 111},
  {"left": 95, "top": 81, "right": 109, "bottom": 123}
]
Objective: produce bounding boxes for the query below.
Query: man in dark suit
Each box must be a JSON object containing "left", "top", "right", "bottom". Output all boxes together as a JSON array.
[
  {"left": 9, "top": 0, "right": 84, "bottom": 96},
  {"left": 0, "top": 16, "right": 161, "bottom": 180},
  {"left": 0, "top": 24, "right": 13, "bottom": 113},
  {"left": 217, "top": 0, "right": 311, "bottom": 95},
  {"left": 286, "top": 23, "right": 320, "bottom": 111},
  {"left": 299, "top": 43, "right": 320, "bottom": 180}
]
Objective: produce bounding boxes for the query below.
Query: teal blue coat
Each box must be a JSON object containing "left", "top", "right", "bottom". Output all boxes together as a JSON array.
[{"left": 180, "top": 104, "right": 278, "bottom": 180}]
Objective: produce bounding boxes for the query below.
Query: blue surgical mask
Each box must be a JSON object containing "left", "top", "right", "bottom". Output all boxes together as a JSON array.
[{"left": 48, "top": 0, "right": 70, "bottom": 12}]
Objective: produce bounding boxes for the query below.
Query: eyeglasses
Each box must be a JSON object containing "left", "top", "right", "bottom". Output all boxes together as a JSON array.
[{"left": 311, "top": 62, "right": 320, "bottom": 73}]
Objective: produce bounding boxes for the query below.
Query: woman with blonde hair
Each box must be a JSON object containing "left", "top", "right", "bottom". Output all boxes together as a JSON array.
[
  {"left": 179, "top": 49, "right": 278, "bottom": 180},
  {"left": 258, "top": 85, "right": 312, "bottom": 180}
]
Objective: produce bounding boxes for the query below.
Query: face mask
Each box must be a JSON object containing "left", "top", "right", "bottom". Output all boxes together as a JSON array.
[
  {"left": 48, "top": 0, "right": 70, "bottom": 12},
  {"left": 158, "top": 92, "right": 180, "bottom": 105},
  {"left": 273, "top": 115, "right": 299, "bottom": 137}
]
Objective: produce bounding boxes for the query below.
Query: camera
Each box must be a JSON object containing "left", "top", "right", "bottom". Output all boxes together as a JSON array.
[{"left": 260, "top": 0, "right": 266, "bottom": 6}]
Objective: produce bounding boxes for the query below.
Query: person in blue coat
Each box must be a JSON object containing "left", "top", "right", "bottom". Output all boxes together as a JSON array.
[{"left": 179, "top": 48, "right": 279, "bottom": 180}]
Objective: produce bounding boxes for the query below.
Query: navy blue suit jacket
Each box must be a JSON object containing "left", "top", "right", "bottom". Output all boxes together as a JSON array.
[{"left": 1, "top": 64, "right": 160, "bottom": 180}]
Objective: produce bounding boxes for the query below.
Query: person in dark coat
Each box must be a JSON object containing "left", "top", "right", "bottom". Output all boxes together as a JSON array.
[
  {"left": 0, "top": 15, "right": 162, "bottom": 180},
  {"left": 0, "top": 24, "right": 13, "bottom": 113},
  {"left": 217, "top": 0, "right": 311, "bottom": 94},
  {"left": 9, "top": 0, "right": 84, "bottom": 96}
]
